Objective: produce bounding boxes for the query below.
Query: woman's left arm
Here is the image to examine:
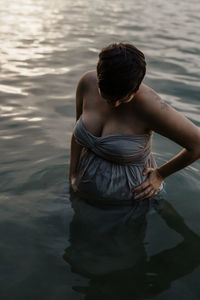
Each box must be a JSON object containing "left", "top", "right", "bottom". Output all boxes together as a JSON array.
[{"left": 132, "top": 85, "right": 200, "bottom": 200}]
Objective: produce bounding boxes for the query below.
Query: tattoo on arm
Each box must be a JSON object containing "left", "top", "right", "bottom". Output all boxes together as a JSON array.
[
  {"left": 155, "top": 95, "right": 169, "bottom": 111},
  {"left": 160, "top": 100, "right": 169, "bottom": 110}
]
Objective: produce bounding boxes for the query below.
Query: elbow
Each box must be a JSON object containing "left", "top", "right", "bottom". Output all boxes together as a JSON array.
[
  {"left": 189, "top": 129, "right": 200, "bottom": 159},
  {"left": 194, "top": 142, "right": 200, "bottom": 159},
  {"left": 189, "top": 147, "right": 200, "bottom": 159},
  {"left": 197, "top": 147, "right": 200, "bottom": 158}
]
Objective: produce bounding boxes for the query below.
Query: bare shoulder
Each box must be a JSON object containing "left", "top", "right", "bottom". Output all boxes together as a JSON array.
[
  {"left": 77, "top": 70, "right": 97, "bottom": 90},
  {"left": 75, "top": 70, "right": 97, "bottom": 119},
  {"left": 133, "top": 83, "right": 170, "bottom": 130},
  {"left": 134, "top": 83, "right": 200, "bottom": 151},
  {"left": 134, "top": 83, "right": 169, "bottom": 112}
]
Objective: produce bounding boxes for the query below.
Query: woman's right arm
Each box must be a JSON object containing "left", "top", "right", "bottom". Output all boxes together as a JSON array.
[{"left": 69, "top": 73, "right": 86, "bottom": 187}]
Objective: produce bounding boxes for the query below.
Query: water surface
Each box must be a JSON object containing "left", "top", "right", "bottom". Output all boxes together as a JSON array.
[{"left": 0, "top": 0, "right": 200, "bottom": 299}]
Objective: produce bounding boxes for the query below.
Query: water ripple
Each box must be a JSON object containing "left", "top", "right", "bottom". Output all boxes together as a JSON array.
[{"left": 0, "top": 0, "right": 200, "bottom": 297}]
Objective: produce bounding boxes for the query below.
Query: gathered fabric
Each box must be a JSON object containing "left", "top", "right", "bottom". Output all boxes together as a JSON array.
[{"left": 73, "top": 115, "right": 165, "bottom": 204}]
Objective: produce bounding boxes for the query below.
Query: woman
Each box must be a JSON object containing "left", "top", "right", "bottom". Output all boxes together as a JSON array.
[{"left": 69, "top": 42, "right": 200, "bottom": 205}]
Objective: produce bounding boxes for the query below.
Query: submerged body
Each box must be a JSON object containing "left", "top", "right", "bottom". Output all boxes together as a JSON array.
[{"left": 73, "top": 114, "right": 164, "bottom": 204}]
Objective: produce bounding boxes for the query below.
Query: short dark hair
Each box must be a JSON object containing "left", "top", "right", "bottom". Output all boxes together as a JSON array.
[{"left": 97, "top": 42, "right": 146, "bottom": 104}]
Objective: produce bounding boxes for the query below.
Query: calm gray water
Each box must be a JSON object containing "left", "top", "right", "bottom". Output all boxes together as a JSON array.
[{"left": 1, "top": 0, "right": 200, "bottom": 299}]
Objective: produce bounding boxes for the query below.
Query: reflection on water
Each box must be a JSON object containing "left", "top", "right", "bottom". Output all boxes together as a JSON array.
[
  {"left": 64, "top": 193, "right": 200, "bottom": 299},
  {"left": 0, "top": 0, "right": 200, "bottom": 298}
]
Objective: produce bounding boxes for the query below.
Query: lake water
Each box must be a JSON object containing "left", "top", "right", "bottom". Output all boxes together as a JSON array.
[{"left": 1, "top": 0, "right": 200, "bottom": 299}]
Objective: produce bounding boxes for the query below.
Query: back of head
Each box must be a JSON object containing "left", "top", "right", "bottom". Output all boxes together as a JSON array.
[{"left": 97, "top": 42, "right": 146, "bottom": 105}]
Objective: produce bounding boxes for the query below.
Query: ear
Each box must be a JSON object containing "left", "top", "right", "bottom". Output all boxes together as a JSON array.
[
  {"left": 98, "top": 87, "right": 102, "bottom": 96},
  {"left": 114, "top": 100, "right": 121, "bottom": 107}
]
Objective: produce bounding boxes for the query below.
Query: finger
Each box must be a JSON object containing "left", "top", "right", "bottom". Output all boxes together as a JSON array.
[
  {"left": 147, "top": 188, "right": 160, "bottom": 199},
  {"left": 134, "top": 187, "right": 153, "bottom": 200},
  {"left": 143, "top": 167, "right": 154, "bottom": 176},
  {"left": 148, "top": 190, "right": 156, "bottom": 199},
  {"left": 132, "top": 181, "right": 150, "bottom": 193}
]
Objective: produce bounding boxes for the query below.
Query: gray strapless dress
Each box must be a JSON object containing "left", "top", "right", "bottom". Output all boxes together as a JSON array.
[{"left": 73, "top": 115, "right": 165, "bottom": 205}]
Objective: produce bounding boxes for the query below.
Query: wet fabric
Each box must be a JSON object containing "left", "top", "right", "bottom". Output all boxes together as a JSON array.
[{"left": 73, "top": 115, "right": 165, "bottom": 204}]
